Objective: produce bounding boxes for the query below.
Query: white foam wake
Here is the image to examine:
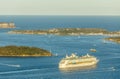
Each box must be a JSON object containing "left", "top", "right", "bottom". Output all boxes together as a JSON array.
[
  {"left": 0, "top": 63, "right": 20, "bottom": 67},
  {"left": 0, "top": 67, "right": 57, "bottom": 75},
  {"left": 0, "top": 69, "right": 40, "bottom": 75}
]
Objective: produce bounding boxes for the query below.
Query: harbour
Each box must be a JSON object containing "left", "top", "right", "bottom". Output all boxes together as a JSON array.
[{"left": 0, "top": 16, "right": 120, "bottom": 79}]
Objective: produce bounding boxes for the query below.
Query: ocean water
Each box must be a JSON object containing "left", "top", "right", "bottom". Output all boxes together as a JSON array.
[{"left": 0, "top": 16, "right": 120, "bottom": 79}]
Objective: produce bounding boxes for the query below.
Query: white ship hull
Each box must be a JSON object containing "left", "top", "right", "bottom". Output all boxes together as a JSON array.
[{"left": 59, "top": 60, "right": 99, "bottom": 68}]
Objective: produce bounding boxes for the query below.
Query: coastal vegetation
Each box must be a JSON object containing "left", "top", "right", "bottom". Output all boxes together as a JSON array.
[
  {"left": 105, "top": 37, "right": 120, "bottom": 43},
  {"left": 8, "top": 28, "right": 120, "bottom": 36},
  {"left": 0, "top": 46, "right": 52, "bottom": 57}
]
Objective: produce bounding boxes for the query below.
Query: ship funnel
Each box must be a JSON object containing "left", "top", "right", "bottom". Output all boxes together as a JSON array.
[
  {"left": 87, "top": 53, "right": 90, "bottom": 57},
  {"left": 66, "top": 54, "right": 69, "bottom": 58}
]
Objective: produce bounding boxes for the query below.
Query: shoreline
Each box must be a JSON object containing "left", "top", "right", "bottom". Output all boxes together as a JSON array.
[
  {"left": 0, "top": 55, "right": 52, "bottom": 57},
  {"left": 105, "top": 37, "right": 120, "bottom": 43},
  {"left": 8, "top": 28, "right": 120, "bottom": 36}
]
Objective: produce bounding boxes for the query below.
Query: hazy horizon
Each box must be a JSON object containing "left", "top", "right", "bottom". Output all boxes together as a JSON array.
[{"left": 0, "top": 0, "right": 120, "bottom": 15}]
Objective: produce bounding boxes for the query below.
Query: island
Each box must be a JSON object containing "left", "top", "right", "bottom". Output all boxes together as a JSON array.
[
  {"left": 0, "top": 22, "right": 15, "bottom": 28},
  {"left": 8, "top": 28, "right": 120, "bottom": 36},
  {"left": 0, "top": 46, "right": 52, "bottom": 57},
  {"left": 105, "top": 37, "right": 120, "bottom": 43}
]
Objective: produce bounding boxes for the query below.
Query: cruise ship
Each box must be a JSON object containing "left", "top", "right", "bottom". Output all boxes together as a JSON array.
[{"left": 59, "top": 53, "right": 99, "bottom": 68}]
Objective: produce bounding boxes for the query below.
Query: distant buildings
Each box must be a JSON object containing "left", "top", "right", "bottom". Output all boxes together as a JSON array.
[{"left": 0, "top": 22, "right": 15, "bottom": 28}]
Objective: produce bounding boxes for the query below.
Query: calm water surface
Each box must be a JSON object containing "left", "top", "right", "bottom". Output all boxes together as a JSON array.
[{"left": 0, "top": 16, "right": 120, "bottom": 79}]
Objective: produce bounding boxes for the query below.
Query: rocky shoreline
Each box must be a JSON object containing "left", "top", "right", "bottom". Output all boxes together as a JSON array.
[
  {"left": 8, "top": 28, "right": 120, "bottom": 36},
  {"left": 0, "top": 22, "right": 15, "bottom": 28},
  {"left": 105, "top": 37, "right": 120, "bottom": 43}
]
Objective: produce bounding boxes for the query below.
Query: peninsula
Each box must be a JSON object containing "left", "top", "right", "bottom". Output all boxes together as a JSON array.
[
  {"left": 8, "top": 28, "right": 120, "bottom": 36},
  {"left": 0, "top": 22, "right": 15, "bottom": 28},
  {"left": 105, "top": 37, "right": 120, "bottom": 43},
  {"left": 0, "top": 46, "right": 52, "bottom": 57}
]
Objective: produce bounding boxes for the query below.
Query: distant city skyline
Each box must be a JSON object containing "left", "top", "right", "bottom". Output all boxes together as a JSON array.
[{"left": 0, "top": 0, "right": 120, "bottom": 15}]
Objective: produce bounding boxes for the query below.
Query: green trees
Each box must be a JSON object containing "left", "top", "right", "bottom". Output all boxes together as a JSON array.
[{"left": 0, "top": 46, "right": 52, "bottom": 56}]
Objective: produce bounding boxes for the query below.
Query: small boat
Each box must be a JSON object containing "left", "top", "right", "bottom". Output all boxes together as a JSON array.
[
  {"left": 103, "top": 40, "right": 107, "bottom": 44},
  {"left": 90, "top": 49, "right": 97, "bottom": 52},
  {"left": 55, "top": 53, "right": 58, "bottom": 56},
  {"left": 59, "top": 53, "right": 99, "bottom": 68}
]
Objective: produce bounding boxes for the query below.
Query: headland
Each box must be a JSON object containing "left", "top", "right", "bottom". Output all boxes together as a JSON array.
[
  {"left": 105, "top": 37, "right": 120, "bottom": 43},
  {"left": 8, "top": 28, "right": 120, "bottom": 36}
]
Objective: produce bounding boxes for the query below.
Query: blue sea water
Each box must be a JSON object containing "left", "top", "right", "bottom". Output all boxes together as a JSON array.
[{"left": 0, "top": 16, "right": 120, "bottom": 79}]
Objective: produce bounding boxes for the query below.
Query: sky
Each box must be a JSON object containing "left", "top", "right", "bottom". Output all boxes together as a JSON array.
[{"left": 0, "top": 0, "right": 120, "bottom": 15}]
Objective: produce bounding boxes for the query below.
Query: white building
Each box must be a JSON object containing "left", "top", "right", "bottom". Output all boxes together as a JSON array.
[{"left": 0, "top": 22, "right": 15, "bottom": 28}]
